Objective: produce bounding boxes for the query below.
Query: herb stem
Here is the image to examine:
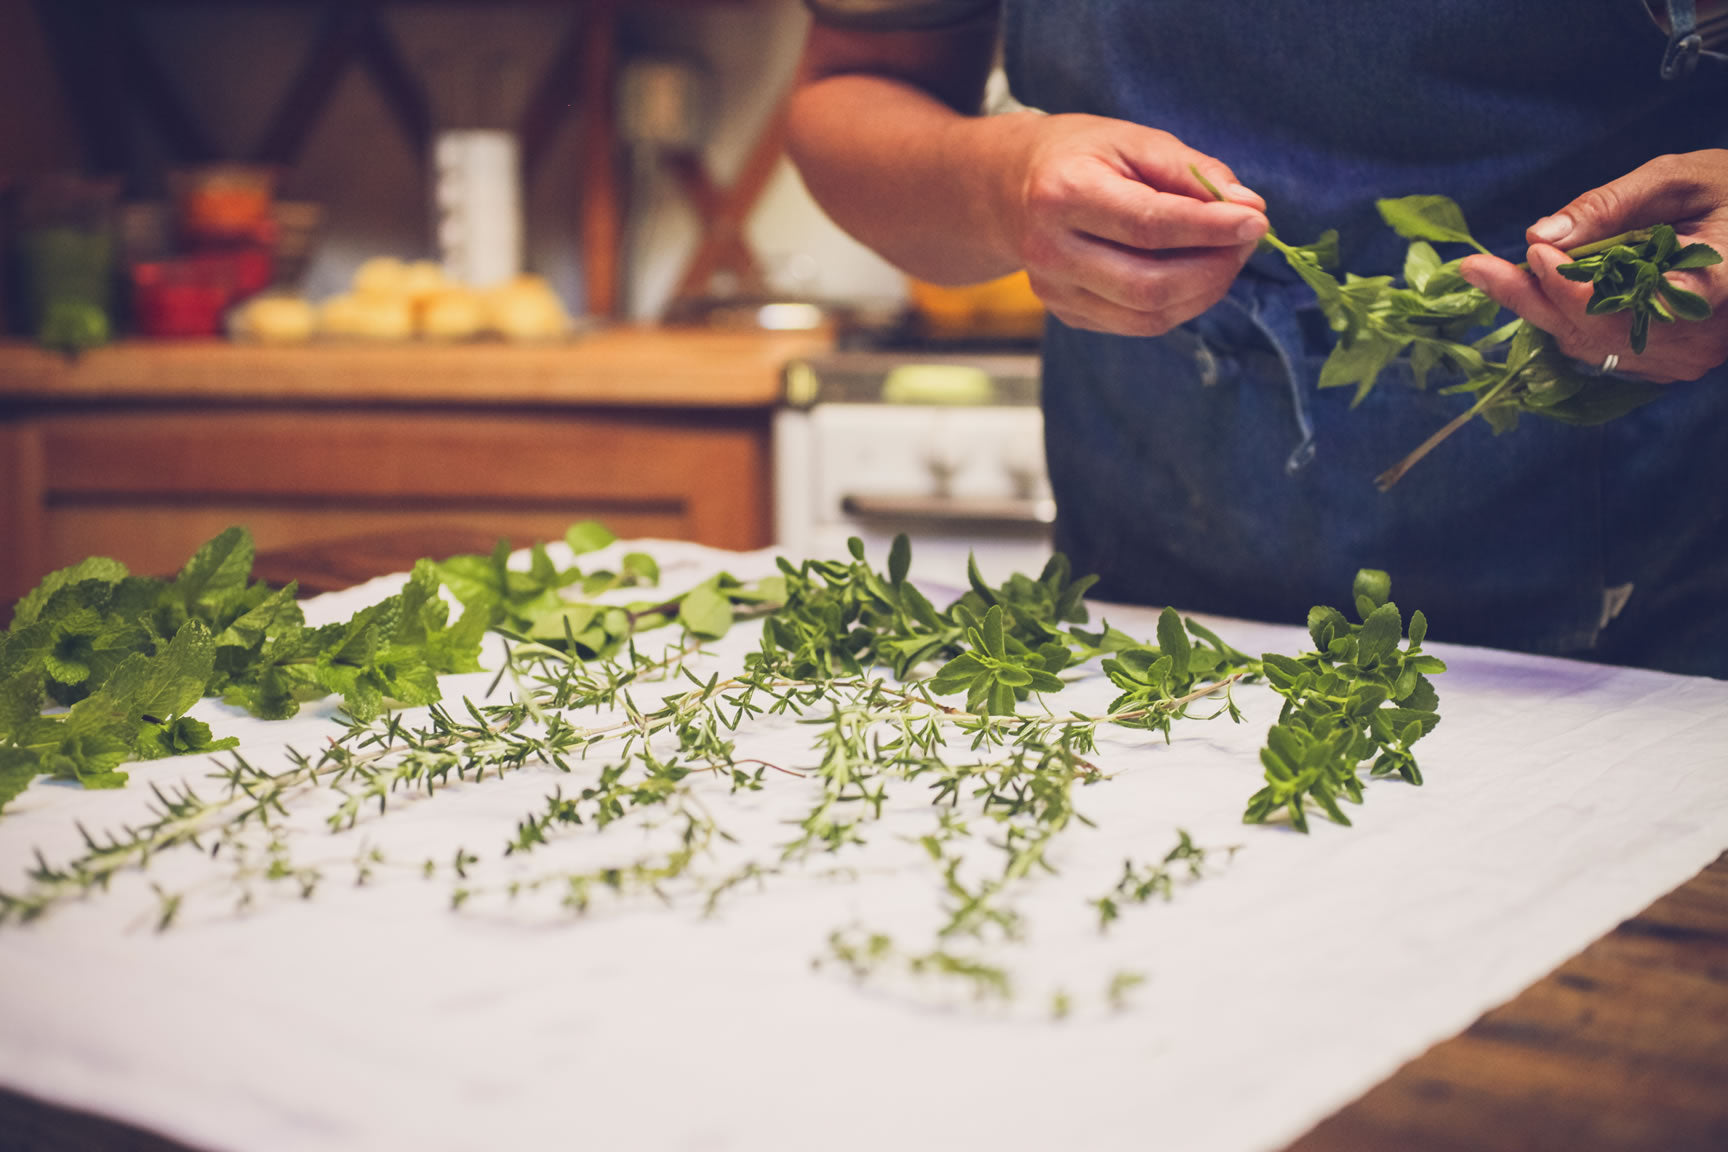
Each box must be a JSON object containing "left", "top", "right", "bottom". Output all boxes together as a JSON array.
[
  {"left": 1514, "top": 228, "right": 1656, "bottom": 271},
  {"left": 1374, "top": 373, "right": 1516, "bottom": 491}
]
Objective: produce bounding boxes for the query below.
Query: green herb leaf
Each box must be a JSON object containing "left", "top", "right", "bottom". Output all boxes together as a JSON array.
[
  {"left": 1376, "top": 195, "right": 1489, "bottom": 254},
  {"left": 8, "top": 557, "right": 130, "bottom": 631},
  {"left": 565, "top": 521, "right": 617, "bottom": 556},
  {"left": 679, "top": 580, "right": 735, "bottom": 639}
]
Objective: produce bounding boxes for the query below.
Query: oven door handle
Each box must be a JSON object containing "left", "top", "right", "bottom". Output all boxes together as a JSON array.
[{"left": 839, "top": 494, "right": 1056, "bottom": 528}]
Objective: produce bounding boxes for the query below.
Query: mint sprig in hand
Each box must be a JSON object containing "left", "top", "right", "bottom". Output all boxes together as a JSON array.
[
  {"left": 1361, "top": 201, "right": 1719, "bottom": 488},
  {"left": 1190, "top": 168, "right": 1721, "bottom": 487},
  {"left": 1309, "top": 197, "right": 1718, "bottom": 488}
]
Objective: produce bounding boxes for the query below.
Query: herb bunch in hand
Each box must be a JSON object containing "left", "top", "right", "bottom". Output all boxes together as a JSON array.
[
  {"left": 1195, "top": 158, "right": 1725, "bottom": 487},
  {"left": 1460, "top": 151, "right": 1728, "bottom": 387}
]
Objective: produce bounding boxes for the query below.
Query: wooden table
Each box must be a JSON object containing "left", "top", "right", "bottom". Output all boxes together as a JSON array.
[
  {"left": 1292, "top": 851, "right": 1728, "bottom": 1152},
  {"left": 0, "top": 328, "right": 827, "bottom": 606}
]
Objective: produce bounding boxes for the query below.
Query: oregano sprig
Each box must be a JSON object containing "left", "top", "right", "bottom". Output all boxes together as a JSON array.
[
  {"left": 1555, "top": 223, "right": 1721, "bottom": 352},
  {"left": 1246, "top": 569, "right": 1445, "bottom": 831}
]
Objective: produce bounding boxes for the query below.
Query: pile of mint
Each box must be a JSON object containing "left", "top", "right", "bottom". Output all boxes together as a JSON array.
[
  {"left": 0, "top": 521, "right": 788, "bottom": 818},
  {"left": 432, "top": 521, "right": 782, "bottom": 660},
  {"left": 0, "top": 527, "right": 487, "bottom": 813}
]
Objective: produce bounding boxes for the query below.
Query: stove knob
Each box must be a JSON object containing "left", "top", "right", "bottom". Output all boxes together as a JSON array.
[
  {"left": 1001, "top": 445, "right": 1048, "bottom": 501},
  {"left": 926, "top": 450, "right": 961, "bottom": 498}
]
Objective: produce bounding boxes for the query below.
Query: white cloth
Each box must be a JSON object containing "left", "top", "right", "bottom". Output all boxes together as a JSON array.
[{"left": 1, "top": 539, "right": 1723, "bottom": 1152}]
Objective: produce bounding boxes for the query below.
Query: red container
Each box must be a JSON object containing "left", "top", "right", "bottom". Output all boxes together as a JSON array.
[
  {"left": 129, "top": 247, "right": 274, "bottom": 338},
  {"left": 131, "top": 260, "right": 233, "bottom": 338},
  {"left": 190, "top": 246, "right": 273, "bottom": 300}
]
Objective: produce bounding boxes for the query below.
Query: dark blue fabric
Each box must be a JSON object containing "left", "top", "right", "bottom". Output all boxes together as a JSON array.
[{"left": 1002, "top": 1, "right": 1728, "bottom": 677}]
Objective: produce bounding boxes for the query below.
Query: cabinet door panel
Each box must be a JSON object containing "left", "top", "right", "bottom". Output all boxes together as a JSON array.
[{"left": 13, "top": 407, "right": 771, "bottom": 597}]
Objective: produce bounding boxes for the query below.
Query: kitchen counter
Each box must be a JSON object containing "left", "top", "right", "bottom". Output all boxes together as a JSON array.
[
  {"left": 0, "top": 328, "right": 828, "bottom": 603},
  {"left": 0, "top": 329, "right": 810, "bottom": 408}
]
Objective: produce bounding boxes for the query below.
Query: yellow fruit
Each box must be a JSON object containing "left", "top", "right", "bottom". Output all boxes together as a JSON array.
[
  {"left": 400, "top": 260, "right": 449, "bottom": 302},
  {"left": 485, "top": 277, "right": 570, "bottom": 341},
  {"left": 418, "top": 288, "right": 486, "bottom": 341},
  {"left": 351, "top": 256, "right": 408, "bottom": 298},
  {"left": 319, "top": 292, "right": 413, "bottom": 341},
  {"left": 237, "top": 295, "right": 316, "bottom": 344}
]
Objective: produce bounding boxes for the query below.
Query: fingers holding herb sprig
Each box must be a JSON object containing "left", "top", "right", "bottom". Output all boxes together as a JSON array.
[
  {"left": 1459, "top": 150, "right": 1728, "bottom": 383},
  {"left": 1008, "top": 116, "right": 1268, "bottom": 337}
]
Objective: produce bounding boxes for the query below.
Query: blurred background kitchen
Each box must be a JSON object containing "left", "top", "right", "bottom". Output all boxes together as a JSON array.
[{"left": 0, "top": 0, "right": 1052, "bottom": 606}]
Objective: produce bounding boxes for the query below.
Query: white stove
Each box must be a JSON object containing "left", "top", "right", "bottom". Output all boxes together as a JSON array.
[{"left": 772, "top": 350, "right": 1053, "bottom": 585}]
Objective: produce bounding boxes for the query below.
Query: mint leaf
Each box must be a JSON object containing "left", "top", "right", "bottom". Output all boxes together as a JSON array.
[
  {"left": 138, "top": 716, "right": 239, "bottom": 760},
  {"left": 565, "top": 521, "right": 617, "bottom": 556},
  {"left": 0, "top": 746, "right": 40, "bottom": 813},
  {"left": 8, "top": 557, "right": 130, "bottom": 631},
  {"left": 1352, "top": 569, "right": 1392, "bottom": 617},
  {"left": 18, "top": 707, "right": 133, "bottom": 788},
  {"left": 1376, "top": 195, "right": 1488, "bottom": 253},
  {"left": 214, "top": 583, "right": 305, "bottom": 652},
  {"left": 89, "top": 621, "right": 218, "bottom": 727},
  {"left": 434, "top": 550, "right": 507, "bottom": 618},
  {"left": 1155, "top": 606, "right": 1191, "bottom": 679},
  {"left": 1355, "top": 602, "right": 1403, "bottom": 667},
  {"left": 169, "top": 526, "right": 255, "bottom": 622},
  {"left": 679, "top": 581, "right": 735, "bottom": 639}
]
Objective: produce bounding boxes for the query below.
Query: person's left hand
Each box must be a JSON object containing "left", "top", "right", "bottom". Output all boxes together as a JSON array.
[{"left": 1458, "top": 150, "right": 1728, "bottom": 384}]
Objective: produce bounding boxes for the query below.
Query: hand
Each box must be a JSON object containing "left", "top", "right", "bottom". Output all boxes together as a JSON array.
[
  {"left": 1458, "top": 150, "right": 1728, "bottom": 383},
  {"left": 1001, "top": 114, "right": 1268, "bottom": 337}
]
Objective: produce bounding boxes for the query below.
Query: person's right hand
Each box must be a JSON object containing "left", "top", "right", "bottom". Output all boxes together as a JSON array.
[{"left": 1000, "top": 113, "right": 1268, "bottom": 337}]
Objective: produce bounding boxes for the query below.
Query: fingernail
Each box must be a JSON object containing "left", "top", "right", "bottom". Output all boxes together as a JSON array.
[
  {"left": 1236, "top": 216, "right": 1267, "bottom": 242},
  {"left": 1529, "top": 214, "right": 1573, "bottom": 245},
  {"left": 1226, "top": 183, "right": 1257, "bottom": 202}
]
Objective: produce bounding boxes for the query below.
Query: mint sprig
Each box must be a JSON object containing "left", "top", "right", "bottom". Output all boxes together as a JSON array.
[{"left": 1190, "top": 168, "right": 1720, "bottom": 487}]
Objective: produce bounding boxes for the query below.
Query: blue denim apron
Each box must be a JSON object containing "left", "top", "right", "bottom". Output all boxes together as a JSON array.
[{"left": 1002, "top": 1, "right": 1728, "bottom": 676}]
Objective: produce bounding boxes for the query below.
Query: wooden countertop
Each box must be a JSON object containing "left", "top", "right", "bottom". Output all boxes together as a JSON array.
[{"left": 0, "top": 327, "right": 830, "bottom": 409}]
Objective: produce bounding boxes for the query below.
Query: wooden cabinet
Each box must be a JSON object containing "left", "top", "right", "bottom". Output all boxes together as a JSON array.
[{"left": 0, "top": 328, "right": 823, "bottom": 600}]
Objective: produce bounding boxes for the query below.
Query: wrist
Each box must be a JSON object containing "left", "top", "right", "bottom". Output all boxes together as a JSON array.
[{"left": 936, "top": 109, "right": 1047, "bottom": 279}]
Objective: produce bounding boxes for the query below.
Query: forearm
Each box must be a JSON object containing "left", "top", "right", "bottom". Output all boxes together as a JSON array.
[
  {"left": 786, "top": 19, "right": 1266, "bottom": 335},
  {"left": 787, "top": 23, "right": 1030, "bottom": 285}
]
